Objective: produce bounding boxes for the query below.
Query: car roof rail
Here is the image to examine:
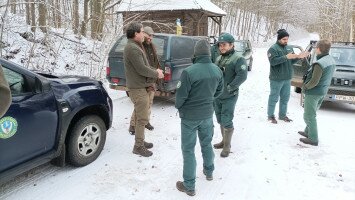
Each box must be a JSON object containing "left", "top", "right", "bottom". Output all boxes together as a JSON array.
[{"left": 332, "top": 41, "right": 355, "bottom": 46}]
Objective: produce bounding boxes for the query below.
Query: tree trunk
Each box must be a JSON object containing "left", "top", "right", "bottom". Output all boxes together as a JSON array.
[
  {"left": 38, "top": 0, "right": 47, "bottom": 33},
  {"left": 10, "top": 0, "right": 16, "bottom": 14},
  {"left": 72, "top": 0, "right": 79, "bottom": 34},
  {"left": 81, "top": 0, "right": 89, "bottom": 37},
  {"left": 25, "top": 0, "right": 30, "bottom": 25},
  {"left": 30, "top": 0, "right": 36, "bottom": 32}
]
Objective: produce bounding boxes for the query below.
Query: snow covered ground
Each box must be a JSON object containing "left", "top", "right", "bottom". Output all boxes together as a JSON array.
[{"left": 1, "top": 36, "right": 355, "bottom": 200}]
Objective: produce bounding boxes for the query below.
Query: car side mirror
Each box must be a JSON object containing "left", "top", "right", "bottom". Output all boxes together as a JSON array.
[{"left": 34, "top": 77, "right": 43, "bottom": 93}]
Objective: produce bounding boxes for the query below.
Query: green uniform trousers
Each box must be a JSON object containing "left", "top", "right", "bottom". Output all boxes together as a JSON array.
[
  {"left": 267, "top": 79, "right": 291, "bottom": 118},
  {"left": 128, "top": 89, "right": 150, "bottom": 146},
  {"left": 181, "top": 117, "right": 215, "bottom": 191},
  {"left": 214, "top": 95, "right": 238, "bottom": 129},
  {"left": 303, "top": 94, "right": 324, "bottom": 142}
]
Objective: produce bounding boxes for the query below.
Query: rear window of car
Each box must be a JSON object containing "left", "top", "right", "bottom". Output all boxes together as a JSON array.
[
  {"left": 152, "top": 37, "right": 165, "bottom": 58},
  {"left": 114, "top": 37, "right": 128, "bottom": 53},
  {"left": 330, "top": 47, "right": 355, "bottom": 67},
  {"left": 114, "top": 36, "right": 165, "bottom": 58},
  {"left": 170, "top": 37, "right": 195, "bottom": 60}
]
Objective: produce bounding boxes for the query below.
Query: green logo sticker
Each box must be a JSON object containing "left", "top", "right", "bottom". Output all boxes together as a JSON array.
[
  {"left": 0, "top": 117, "right": 18, "bottom": 139},
  {"left": 177, "top": 81, "right": 181, "bottom": 88},
  {"left": 241, "top": 65, "right": 247, "bottom": 70}
]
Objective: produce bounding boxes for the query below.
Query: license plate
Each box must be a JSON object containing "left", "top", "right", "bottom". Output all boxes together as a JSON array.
[{"left": 334, "top": 95, "right": 355, "bottom": 102}]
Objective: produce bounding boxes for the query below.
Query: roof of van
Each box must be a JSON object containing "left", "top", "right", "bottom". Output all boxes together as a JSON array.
[{"left": 116, "top": 0, "right": 226, "bottom": 16}]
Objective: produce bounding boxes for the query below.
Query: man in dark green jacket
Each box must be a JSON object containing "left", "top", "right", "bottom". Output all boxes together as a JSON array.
[
  {"left": 267, "top": 29, "right": 308, "bottom": 124},
  {"left": 0, "top": 65, "right": 11, "bottom": 117},
  {"left": 124, "top": 22, "right": 164, "bottom": 157},
  {"left": 213, "top": 33, "right": 247, "bottom": 158},
  {"left": 298, "top": 39, "right": 335, "bottom": 146},
  {"left": 175, "top": 40, "right": 223, "bottom": 196}
]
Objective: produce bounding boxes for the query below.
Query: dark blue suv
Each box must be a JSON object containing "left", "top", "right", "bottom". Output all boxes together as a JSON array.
[{"left": 0, "top": 58, "right": 113, "bottom": 184}]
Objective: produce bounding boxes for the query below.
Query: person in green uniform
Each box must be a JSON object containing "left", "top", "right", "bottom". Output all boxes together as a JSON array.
[
  {"left": 213, "top": 33, "right": 248, "bottom": 158},
  {"left": 175, "top": 40, "right": 223, "bottom": 196},
  {"left": 267, "top": 29, "right": 309, "bottom": 124},
  {"left": 298, "top": 39, "right": 335, "bottom": 146}
]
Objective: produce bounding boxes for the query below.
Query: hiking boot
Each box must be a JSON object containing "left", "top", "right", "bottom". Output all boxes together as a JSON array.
[
  {"left": 299, "top": 138, "right": 318, "bottom": 146},
  {"left": 298, "top": 131, "right": 308, "bottom": 138},
  {"left": 132, "top": 145, "right": 153, "bottom": 157},
  {"left": 213, "top": 125, "right": 224, "bottom": 149},
  {"left": 128, "top": 125, "right": 135, "bottom": 135},
  {"left": 145, "top": 122, "right": 154, "bottom": 130},
  {"left": 268, "top": 116, "right": 277, "bottom": 124},
  {"left": 144, "top": 141, "right": 153, "bottom": 149},
  {"left": 176, "top": 181, "right": 195, "bottom": 196},
  {"left": 221, "top": 128, "right": 234, "bottom": 157},
  {"left": 279, "top": 116, "right": 293, "bottom": 122},
  {"left": 203, "top": 169, "right": 213, "bottom": 181}
]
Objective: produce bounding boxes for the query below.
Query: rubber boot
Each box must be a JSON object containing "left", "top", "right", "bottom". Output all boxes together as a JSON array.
[
  {"left": 213, "top": 125, "right": 224, "bottom": 149},
  {"left": 220, "top": 128, "right": 234, "bottom": 157}
]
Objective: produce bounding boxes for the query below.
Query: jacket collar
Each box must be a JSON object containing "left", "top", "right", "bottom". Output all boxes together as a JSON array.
[
  {"left": 316, "top": 53, "right": 328, "bottom": 60},
  {"left": 192, "top": 55, "right": 212, "bottom": 64}
]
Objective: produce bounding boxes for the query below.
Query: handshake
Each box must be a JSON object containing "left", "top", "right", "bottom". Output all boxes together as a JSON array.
[
  {"left": 286, "top": 51, "right": 310, "bottom": 59},
  {"left": 156, "top": 69, "right": 164, "bottom": 79}
]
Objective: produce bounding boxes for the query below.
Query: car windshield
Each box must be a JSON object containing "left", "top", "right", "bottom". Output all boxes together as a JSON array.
[
  {"left": 329, "top": 47, "right": 355, "bottom": 67},
  {"left": 234, "top": 41, "right": 246, "bottom": 52}
]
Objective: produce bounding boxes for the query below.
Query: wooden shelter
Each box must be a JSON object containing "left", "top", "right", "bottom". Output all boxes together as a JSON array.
[{"left": 117, "top": 0, "right": 226, "bottom": 36}]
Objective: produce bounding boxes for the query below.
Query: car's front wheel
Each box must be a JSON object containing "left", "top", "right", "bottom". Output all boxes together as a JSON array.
[{"left": 67, "top": 115, "right": 106, "bottom": 167}]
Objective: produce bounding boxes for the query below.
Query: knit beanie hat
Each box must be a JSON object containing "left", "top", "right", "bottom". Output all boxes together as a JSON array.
[
  {"left": 194, "top": 40, "right": 211, "bottom": 56},
  {"left": 277, "top": 29, "right": 289, "bottom": 40}
]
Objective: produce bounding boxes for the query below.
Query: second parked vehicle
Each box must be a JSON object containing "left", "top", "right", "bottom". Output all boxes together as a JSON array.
[{"left": 291, "top": 41, "right": 355, "bottom": 104}]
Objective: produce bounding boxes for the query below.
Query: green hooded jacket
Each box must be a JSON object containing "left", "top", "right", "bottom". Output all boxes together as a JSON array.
[{"left": 175, "top": 55, "right": 223, "bottom": 120}]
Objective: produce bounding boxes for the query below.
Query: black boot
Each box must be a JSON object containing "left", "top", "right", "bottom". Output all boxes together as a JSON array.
[
  {"left": 299, "top": 138, "right": 318, "bottom": 146},
  {"left": 298, "top": 131, "right": 308, "bottom": 138},
  {"left": 128, "top": 125, "right": 135, "bottom": 135},
  {"left": 145, "top": 122, "right": 154, "bottom": 130}
]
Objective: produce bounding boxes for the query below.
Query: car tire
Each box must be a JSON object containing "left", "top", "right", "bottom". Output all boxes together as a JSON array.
[
  {"left": 248, "top": 57, "right": 253, "bottom": 71},
  {"left": 295, "top": 87, "right": 302, "bottom": 93},
  {"left": 67, "top": 115, "right": 106, "bottom": 167}
]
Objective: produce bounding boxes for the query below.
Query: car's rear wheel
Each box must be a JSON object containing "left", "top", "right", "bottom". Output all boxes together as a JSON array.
[{"left": 67, "top": 115, "right": 106, "bottom": 167}]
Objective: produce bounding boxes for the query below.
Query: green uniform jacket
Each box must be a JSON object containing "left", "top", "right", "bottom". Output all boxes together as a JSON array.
[
  {"left": 304, "top": 54, "right": 335, "bottom": 95},
  {"left": 215, "top": 50, "right": 248, "bottom": 99},
  {"left": 124, "top": 39, "right": 158, "bottom": 89},
  {"left": 175, "top": 56, "right": 224, "bottom": 120},
  {"left": 267, "top": 42, "right": 298, "bottom": 80},
  {"left": 0, "top": 65, "right": 11, "bottom": 117}
]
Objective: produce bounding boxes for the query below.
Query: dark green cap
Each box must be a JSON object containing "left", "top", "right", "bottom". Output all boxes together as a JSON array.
[{"left": 217, "top": 33, "right": 235, "bottom": 43}]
